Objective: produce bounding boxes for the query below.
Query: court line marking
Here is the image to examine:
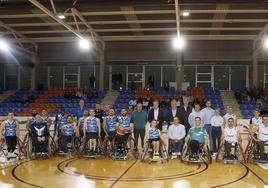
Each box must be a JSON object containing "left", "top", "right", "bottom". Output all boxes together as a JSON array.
[
  {"left": 108, "top": 160, "right": 138, "bottom": 188},
  {"left": 241, "top": 162, "right": 268, "bottom": 185},
  {"left": 11, "top": 159, "right": 46, "bottom": 188},
  {"left": 57, "top": 158, "right": 209, "bottom": 181},
  {"left": 64, "top": 158, "right": 197, "bottom": 180},
  {"left": 7, "top": 157, "right": 261, "bottom": 188},
  {"left": 209, "top": 162, "right": 249, "bottom": 188}
]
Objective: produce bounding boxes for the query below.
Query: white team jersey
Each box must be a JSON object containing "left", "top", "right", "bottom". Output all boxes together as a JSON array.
[
  {"left": 251, "top": 117, "right": 262, "bottom": 128},
  {"left": 224, "top": 113, "right": 236, "bottom": 126},
  {"left": 258, "top": 124, "right": 268, "bottom": 141},
  {"left": 224, "top": 126, "right": 238, "bottom": 143}
]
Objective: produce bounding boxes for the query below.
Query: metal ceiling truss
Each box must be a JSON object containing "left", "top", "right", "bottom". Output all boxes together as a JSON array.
[
  {"left": 1, "top": 2, "right": 268, "bottom": 43},
  {"left": 2, "top": 9, "right": 268, "bottom": 19},
  {"left": 0, "top": 21, "right": 37, "bottom": 55},
  {"left": 6, "top": 19, "right": 268, "bottom": 28},
  {"left": 28, "top": 0, "right": 104, "bottom": 54},
  {"left": 70, "top": 8, "right": 104, "bottom": 53},
  {"left": 5, "top": 35, "right": 255, "bottom": 43}
]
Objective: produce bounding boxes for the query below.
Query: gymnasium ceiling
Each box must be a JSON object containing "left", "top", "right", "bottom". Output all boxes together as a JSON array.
[{"left": 0, "top": 0, "right": 268, "bottom": 55}]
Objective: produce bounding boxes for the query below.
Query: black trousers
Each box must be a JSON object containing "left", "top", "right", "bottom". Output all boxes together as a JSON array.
[
  {"left": 211, "top": 127, "right": 222, "bottom": 153},
  {"left": 134, "top": 129, "right": 145, "bottom": 148},
  {"left": 189, "top": 140, "right": 200, "bottom": 155},
  {"left": 33, "top": 137, "right": 48, "bottom": 153},
  {"left": 59, "top": 136, "right": 72, "bottom": 153},
  {"left": 115, "top": 135, "right": 127, "bottom": 149},
  {"left": 5, "top": 136, "right": 17, "bottom": 153},
  {"left": 257, "top": 141, "right": 268, "bottom": 159},
  {"left": 224, "top": 141, "right": 237, "bottom": 157}
]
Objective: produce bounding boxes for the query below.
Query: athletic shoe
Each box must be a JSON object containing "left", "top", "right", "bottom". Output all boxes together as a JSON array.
[
  {"left": 177, "top": 152, "right": 181, "bottom": 156},
  {"left": 171, "top": 155, "right": 177, "bottom": 160}
]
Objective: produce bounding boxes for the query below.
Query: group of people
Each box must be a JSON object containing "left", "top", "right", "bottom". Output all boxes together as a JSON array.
[
  {"left": 63, "top": 88, "right": 99, "bottom": 100},
  {"left": 1, "top": 97, "right": 268, "bottom": 162}
]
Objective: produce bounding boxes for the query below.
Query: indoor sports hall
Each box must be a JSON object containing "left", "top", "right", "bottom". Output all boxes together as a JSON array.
[{"left": 0, "top": 0, "right": 268, "bottom": 188}]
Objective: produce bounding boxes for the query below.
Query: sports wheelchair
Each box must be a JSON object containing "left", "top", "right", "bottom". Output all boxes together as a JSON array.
[
  {"left": 216, "top": 140, "right": 245, "bottom": 164},
  {"left": 181, "top": 140, "right": 212, "bottom": 164},
  {"left": 79, "top": 136, "right": 104, "bottom": 159},
  {"left": 102, "top": 134, "right": 116, "bottom": 158},
  {"left": 168, "top": 139, "right": 184, "bottom": 160},
  {"left": 141, "top": 139, "right": 169, "bottom": 163},
  {"left": 50, "top": 134, "right": 81, "bottom": 156},
  {"left": 245, "top": 137, "right": 268, "bottom": 163},
  {"left": 23, "top": 132, "right": 51, "bottom": 160},
  {"left": 111, "top": 133, "right": 139, "bottom": 160},
  {"left": 0, "top": 136, "right": 27, "bottom": 162}
]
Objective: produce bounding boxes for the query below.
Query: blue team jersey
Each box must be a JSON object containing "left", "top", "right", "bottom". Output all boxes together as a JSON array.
[
  {"left": 42, "top": 116, "right": 51, "bottom": 126},
  {"left": 78, "top": 117, "right": 85, "bottom": 131},
  {"left": 148, "top": 127, "right": 159, "bottom": 139},
  {"left": 3, "top": 120, "right": 17, "bottom": 137},
  {"left": 106, "top": 116, "right": 117, "bottom": 132},
  {"left": 86, "top": 117, "right": 98, "bottom": 133},
  {"left": 118, "top": 116, "right": 131, "bottom": 133},
  {"left": 29, "top": 117, "right": 36, "bottom": 128},
  {"left": 188, "top": 127, "right": 207, "bottom": 144},
  {"left": 57, "top": 114, "right": 67, "bottom": 131},
  {"left": 63, "top": 123, "right": 75, "bottom": 136}
]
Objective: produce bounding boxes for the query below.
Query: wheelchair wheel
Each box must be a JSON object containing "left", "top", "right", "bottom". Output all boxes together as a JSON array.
[
  {"left": 160, "top": 141, "right": 169, "bottom": 162},
  {"left": 102, "top": 137, "right": 114, "bottom": 157},
  {"left": 204, "top": 146, "right": 212, "bottom": 164},
  {"left": 128, "top": 137, "right": 139, "bottom": 159},
  {"left": 245, "top": 138, "right": 256, "bottom": 163},
  {"left": 181, "top": 146, "right": 188, "bottom": 163},
  {"left": 72, "top": 136, "right": 82, "bottom": 155}
]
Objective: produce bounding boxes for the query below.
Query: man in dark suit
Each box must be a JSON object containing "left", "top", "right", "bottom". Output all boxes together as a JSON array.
[
  {"left": 148, "top": 100, "right": 165, "bottom": 130},
  {"left": 178, "top": 97, "right": 192, "bottom": 134},
  {"left": 166, "top": 99, "right": 180, "bottom": 126}
]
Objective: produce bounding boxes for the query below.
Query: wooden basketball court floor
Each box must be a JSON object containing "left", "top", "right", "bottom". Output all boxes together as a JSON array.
[{"left": 0, "top": 155, "right": 267, "bottom": 188}]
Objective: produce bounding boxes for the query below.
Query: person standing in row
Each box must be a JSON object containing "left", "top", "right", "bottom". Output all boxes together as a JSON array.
[
  {"left": 178, "top": 97, "right": 192, "bottom": 134},
  {"left": 95, "top": 103, "right": 105, "bottom": 140},
  {"left": 131, "top": 103, "right": 148, "bottom": 148},
  {"left": 188, "top": 103, "right": 204, "bottom": 128},
  {"left": 166, "top": 99, "right": 180, "bottom": 126},
  {"left": 210, "top": 107, "right": 224, "bottom": 156},
  {"left": 201, "top": 100, "right": 215, "bottom": 150},
  {"left": 148, "top": 100, "right": 165, "bottom": 130},
  {"left": 75, "top": 99, "right": 87, "bottom": 120},
  {"left": 223, "top": 106, "right": 237, "bottom": 127}
]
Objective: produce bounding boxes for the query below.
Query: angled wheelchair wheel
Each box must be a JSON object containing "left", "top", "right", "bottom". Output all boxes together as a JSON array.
[{"left": 128, "top": 137, "right": 139, "bottom": 159}]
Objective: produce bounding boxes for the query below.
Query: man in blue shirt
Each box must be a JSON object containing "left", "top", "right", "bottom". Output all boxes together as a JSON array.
[
  {"left": 184, "top": 117, "right": 209, "bottom": 158},
  {"left": 75, "top": 99, "right": 87, "bottom": 120},
  {"left": 131, "top": 103, "right": 148, "bottom": 148}
]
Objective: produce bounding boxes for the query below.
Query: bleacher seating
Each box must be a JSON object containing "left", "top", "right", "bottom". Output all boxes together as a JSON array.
[
  {"left": 113, "top": 86, "right": 225, "bottom": 116},
  {"left": 0, "top": 87, "right": 108, "bottom": 117},
  {"left": 0, "top": 89, "right": 44, "bottom": 116},
  {"left": 23, "top": 87, "right": 107, "bottom": 116},
  {"left": 234, "top": 86, "right": 268, "bottom": 118}
]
